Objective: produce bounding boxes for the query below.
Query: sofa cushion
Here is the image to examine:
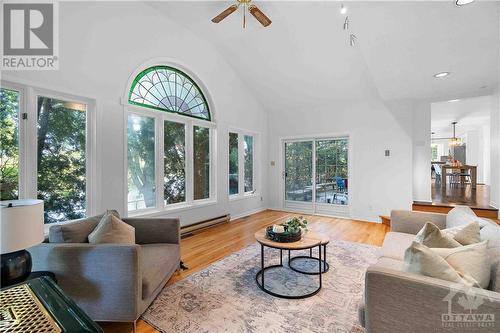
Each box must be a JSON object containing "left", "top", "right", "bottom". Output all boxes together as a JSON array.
[
  {"left": 415, "top": 222, "right": 462, "bottom": 248},
  {"left": 141, "top": 244, "right": 180, "bottom": 298},
  {"left": 88, "top": 214, "right": 135, "bottom": 244},
  {"left": 381, "top": 232, "right": 416, "bottom": 260},
  {"left": 49, "top": 210, "right": 120, "bottom": 243},
  {"left": 446, "top": 206, "right": 489, "bottom": 229}
]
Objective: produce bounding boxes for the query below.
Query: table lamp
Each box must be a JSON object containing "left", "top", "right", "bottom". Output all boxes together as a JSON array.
[{"left": 1, "top": 199, "right": 44, "bottom": 288}]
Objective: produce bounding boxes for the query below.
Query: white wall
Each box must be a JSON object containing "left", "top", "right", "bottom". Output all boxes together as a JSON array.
[
  {"left": 2, "top": 2, "right": 268, "bottom": 226},
  {"left": 412, "top": 102, "right": 432, "bottom": 202},
  {"left": 491, "top": 86, "right": 500, "bottom": 209},
  {"left": 267, "top": 99, "right": 414, "bottom": 222}
]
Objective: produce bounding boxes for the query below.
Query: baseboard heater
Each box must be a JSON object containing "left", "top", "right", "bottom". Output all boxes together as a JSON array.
[{"left": 181, "top": 214, "right": 231, "bottom": 238}]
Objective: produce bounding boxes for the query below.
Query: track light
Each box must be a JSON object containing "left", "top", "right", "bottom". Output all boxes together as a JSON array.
[
  {"left": 343, "top": 17, "right": 349, "bottom": 30},
  {"left": 350, "top": 34, "right": 357, "bottom": 47}
]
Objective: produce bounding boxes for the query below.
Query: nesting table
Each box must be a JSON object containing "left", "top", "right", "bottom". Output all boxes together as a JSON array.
[{"left": 254, "top": 228, "right": 330, "bottom": 299}]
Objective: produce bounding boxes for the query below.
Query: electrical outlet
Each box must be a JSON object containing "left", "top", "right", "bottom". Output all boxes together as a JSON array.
[{"left": 385, "top": 150, "right": 390, "bottom": 157}]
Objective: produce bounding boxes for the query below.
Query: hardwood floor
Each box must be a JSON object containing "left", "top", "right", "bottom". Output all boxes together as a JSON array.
[{"left": 99, "top": 210, "right": 389, "bottom": 333}]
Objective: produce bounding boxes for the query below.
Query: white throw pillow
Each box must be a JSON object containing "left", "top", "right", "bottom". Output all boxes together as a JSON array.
[
  {"left": 446, "top": 206, "right": 488, "bottom": 229},
  {"left": 88, "top": 214, "right": 135, "bottom": 244},
  {"left": 404, "top": 241, "right": 490, "bottom": 288}
]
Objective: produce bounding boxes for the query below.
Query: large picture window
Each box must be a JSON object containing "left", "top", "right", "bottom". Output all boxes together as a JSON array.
[
  {"left": 1, "top": 83, "right": 94, "bottom": 224},
  {"left": 126, "top": 65, "right": 215, "bottom": 214}
]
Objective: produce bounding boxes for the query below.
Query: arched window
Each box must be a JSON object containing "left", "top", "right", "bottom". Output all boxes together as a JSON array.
[
  {"left": 128, "top": 66, "right": 210, "bottom": 121},
  {"left": 126, "top": 63, "right": 215, "bottom": 215}
]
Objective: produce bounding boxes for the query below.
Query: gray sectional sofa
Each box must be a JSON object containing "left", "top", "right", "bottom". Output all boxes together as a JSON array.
[
  {"left": 28, "top": 216, "right": 181, "bottom": 327},
  {"left": 360, "top": 210, "right": 500, "bottom": 333}
]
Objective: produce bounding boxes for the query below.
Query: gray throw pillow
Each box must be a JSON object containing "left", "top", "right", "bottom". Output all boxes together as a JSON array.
[
  {"left": 88, "top": 214, "right": 135, "bottom": 244},
  {"left": 49, "top": 210, "right": 120, "bottom": 243}
]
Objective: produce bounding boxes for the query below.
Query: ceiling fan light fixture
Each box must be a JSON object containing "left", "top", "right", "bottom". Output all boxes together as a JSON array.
[
  {"left": 211, "top": 4, "right": 239, "bottom": 23},
  {"left": 456, "top": 0, "right": 475, "bottom": 6},
  {"left": 248, "top": 5, "right": 272, "bottom": 27}
]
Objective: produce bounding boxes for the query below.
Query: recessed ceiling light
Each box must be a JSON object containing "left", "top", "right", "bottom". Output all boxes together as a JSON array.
[
  {"left": 456, "top": 0, "right": 475, "bottom": 6},
  {"left": 433, "top": 72, "right": 450, "bottom": 78},
  {"left": 340, "top": 4, "right": 347, "bottom": 15},
  {"left": 448, "top": 99, "right": 460, "bottom": 102}
]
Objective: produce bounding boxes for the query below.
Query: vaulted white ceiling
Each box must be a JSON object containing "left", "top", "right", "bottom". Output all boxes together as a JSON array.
[{"left": 151, "top": 1, "right": 499, "bottom": 109}]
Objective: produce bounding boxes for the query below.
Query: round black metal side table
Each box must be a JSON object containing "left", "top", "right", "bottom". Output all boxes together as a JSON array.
[{"left": 254, "top": 229, "right": 325, "bottom": 299}]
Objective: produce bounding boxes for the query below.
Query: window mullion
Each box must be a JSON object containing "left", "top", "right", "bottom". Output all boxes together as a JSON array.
[
  {"left": 25, "top": 87, "right": 38, "bottom": 199},
  {"left": 186, "top": 121, "right": 194, "bottom": 203},
  {"left": 238, "top": 133, "right": 244, "bottom": 196},
  {"left": 156, "top": 115, "right": 164, "bottom": 209}
]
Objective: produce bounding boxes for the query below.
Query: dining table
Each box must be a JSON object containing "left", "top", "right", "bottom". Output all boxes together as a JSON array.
[{"left": 441, "top": 164, "right": 477, "bottom": 189}]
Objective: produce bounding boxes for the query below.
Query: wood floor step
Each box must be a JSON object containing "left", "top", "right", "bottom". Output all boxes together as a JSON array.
[{"left": 412, "top": 203, "right": 499, "bottom": 219}]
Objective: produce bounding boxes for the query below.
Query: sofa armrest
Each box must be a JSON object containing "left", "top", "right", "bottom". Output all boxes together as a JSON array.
[
  {"left": 365, "top": 265, "right": 500, "bottom": 333},
  {"left": 390, "top": 210, "right": 447, "bottom": 234},
  {"left": 28, "top": 243, "right": 142, "bottom": 322},
  {"left": 122, "top": 217, "right": 180, "bottom": 245}
]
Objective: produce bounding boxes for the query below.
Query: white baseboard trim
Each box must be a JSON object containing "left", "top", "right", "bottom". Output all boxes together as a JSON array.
[{"left": 230, "top": 207, "right": 267, "bottom": 221}]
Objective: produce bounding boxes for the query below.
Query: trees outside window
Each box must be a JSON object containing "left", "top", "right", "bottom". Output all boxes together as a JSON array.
[
  {"left": 0, "top": 88, "right": 20, "bottom": 201},
  {"left": 228, "top": 132, "right": 238, "bottom": 195},
  {"left": 127, "top": 114, "right": 155, "bottom": 211},
  {"left": 37, "top": 96, "right": 87, "bottom": 223},
  {"left": 164, "top": 121, "right": 185, "bottom": 205}
]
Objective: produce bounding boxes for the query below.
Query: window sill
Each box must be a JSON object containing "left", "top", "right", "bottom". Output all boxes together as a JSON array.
[
  {"left": 127, "top": 199, "right": 218, "bottom": 218},
  {"left": 229, "top": 192, "right": 259, "bottom": 202}
]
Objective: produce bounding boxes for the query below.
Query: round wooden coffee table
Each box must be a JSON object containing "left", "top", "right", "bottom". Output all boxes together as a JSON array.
[{"left": 254, "top": 228, "right": 325, "bottom": 299}]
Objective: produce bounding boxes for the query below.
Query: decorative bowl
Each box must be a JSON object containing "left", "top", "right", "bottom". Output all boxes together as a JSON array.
[{"left": 265, "top": 226, "right": 302, "bottom": 243}]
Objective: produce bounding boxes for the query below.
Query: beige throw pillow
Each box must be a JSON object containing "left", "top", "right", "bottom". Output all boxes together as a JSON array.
[
  {"left": 88, "top": 214, "right": 135, "bottom": 244},
  {"left": 404, "top": 241, "right": 476, "bottom": 286},
  {"left": 404, "top": 241, "right": 490, "bottom": 288},
  {"left": 442, "top": 222, "right": 481, "bottom": 246},
  {"left": 415, "top": 222, "right": 462, "bottom": 248},
  {"left": 432, "top": 241, "right": 490, "bottom": 288}
]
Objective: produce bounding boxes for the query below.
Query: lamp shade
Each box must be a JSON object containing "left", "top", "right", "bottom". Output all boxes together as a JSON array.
[{"left": 1, "top": 199, "right": 44, "bottom": 254}]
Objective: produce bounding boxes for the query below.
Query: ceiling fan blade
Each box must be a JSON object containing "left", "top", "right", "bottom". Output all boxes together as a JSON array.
[
  {"left": 211, "top": 4, "right": 238, "bottom": 23},
  {"left": 248, "top": 5, "right": 272, "bottom": 27}
]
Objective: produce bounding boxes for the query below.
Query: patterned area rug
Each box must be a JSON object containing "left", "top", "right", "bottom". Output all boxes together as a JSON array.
[{"left": 142, "top": 240, "right": 379, "bottom": 333}]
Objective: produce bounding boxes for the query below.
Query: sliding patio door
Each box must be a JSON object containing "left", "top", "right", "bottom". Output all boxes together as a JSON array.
[{"left": 283, "top": 137, "right": 349, "bottom": 216}]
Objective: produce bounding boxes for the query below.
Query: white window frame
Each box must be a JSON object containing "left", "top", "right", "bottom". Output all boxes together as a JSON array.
[
  {"left": 228, "top": 127, "right": 258, "bottom": 201},
  {"left": 0, "top": 80, "right": 97, "bottom": 218},
  {"left": 124, "top": 104, "right": 217, "bottom": 217}
]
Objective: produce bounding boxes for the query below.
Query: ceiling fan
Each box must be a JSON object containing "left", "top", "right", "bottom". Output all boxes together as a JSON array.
[{"left": 211, "top": 0, "right": 272, "bottom": 28}]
